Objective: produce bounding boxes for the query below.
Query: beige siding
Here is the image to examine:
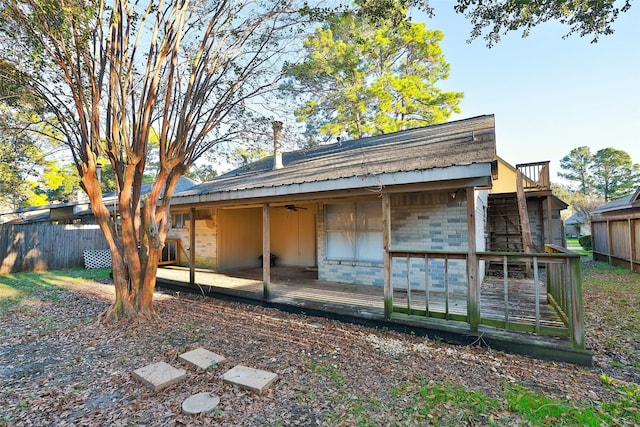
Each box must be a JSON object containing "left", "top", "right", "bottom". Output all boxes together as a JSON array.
[
  {"left": 490, "top": 159, "right": 518, "bottom": 194},
  {"left": 270, "top": 204, "right": 316, "bottom": 267},
  {"left": 217, "top": 207, "right": 262, "bottom": 269}
]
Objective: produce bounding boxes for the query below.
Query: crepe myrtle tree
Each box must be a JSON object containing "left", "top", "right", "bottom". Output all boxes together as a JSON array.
[{"left": 0, "top": 0, "right": 325, "bottom": 321}]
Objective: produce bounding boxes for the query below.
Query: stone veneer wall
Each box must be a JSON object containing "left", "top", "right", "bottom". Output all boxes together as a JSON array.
[
  {"left": 317, "top": 191, "right": 473, "bottom": 291},
  {"left": 390, "top": 192, "right": 468, "bottom": 294}
]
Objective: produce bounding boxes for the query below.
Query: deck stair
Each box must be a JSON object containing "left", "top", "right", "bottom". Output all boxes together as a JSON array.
[{"left": 486, "top": 193, "right": 532, "bottom": 277}]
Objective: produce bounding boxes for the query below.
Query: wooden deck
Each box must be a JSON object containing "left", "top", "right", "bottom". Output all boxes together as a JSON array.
[{"left": 155, "top": 265, "right": 590, "bottom": 364}]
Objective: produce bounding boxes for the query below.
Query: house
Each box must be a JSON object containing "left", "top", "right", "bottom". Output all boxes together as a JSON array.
[
  {"left": 162, "top": 115, "right": 588, "bottom": 363},
  {"left": 565, "top": 211, "right": 590, "bottom": 238},
  {"left": 590, "top": 187, "right": 640, "bottom": 273},
  {"left": 0, "top": 177, "right": 196, "bottom": 273},
  {"left": 168, "top": 115, "right": 496, "bottom": 286}
]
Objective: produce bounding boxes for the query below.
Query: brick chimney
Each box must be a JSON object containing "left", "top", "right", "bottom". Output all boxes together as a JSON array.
[{"left": 272, "top": 121, "right": 283, "bottom": 170}]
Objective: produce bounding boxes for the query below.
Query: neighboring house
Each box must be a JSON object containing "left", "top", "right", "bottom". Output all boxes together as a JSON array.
[
  {"left": 590, "top": 187, "right": 640, "bottom": 273},
  {"left": 0, "top": 177, "right": 197, "bottom": 273},
  {"left": 565, "top": 211, "right": 590, "bottom": 238},
  {"left": 0, "top": 177, "right": 197, "bottom": 225}
]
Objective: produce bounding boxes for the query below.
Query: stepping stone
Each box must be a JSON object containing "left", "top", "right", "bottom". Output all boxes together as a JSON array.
[
  {"left": 179, "top": 348, "right": 226, "bottom": 371},
  {"left": 221, "top": 365, "right": 278, "bottom": 395},
  {"left": 182, "top": 392, "right": 220, "bottom": 415},
  {"left": 131, "top": 361, "right": 186, "bottom": 391}
]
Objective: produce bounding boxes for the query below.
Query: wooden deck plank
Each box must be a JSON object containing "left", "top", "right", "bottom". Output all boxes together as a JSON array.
[{"left": 156, "top": 266, "right": 565, "bottom": 328}]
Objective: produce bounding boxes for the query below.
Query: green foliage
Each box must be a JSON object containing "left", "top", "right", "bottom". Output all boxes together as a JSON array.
[
  {"left": 592, "top": 147, "right": 640, "bottom": 202},
  {"left": 558, "top": 146, "right": 640, "bottom": 202},
  {"left": 454, "top": 0, "right": 633, "bottom": 46},
  {"left": 578, "top": 234, "right": 592, "bottom": 251},
  {"left": 282, "top": 2, "right": 462, "bottom": 142},
  {"left": 559, "top": 146, "right": 593, "bottom": 195},
  {"left": 39, "top": 161, "right": 81, "bottom": 203}
]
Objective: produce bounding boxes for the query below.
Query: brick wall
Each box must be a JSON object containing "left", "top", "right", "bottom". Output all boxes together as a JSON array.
[{"left": 167, "top": 209, "right": 217, "bottom": 268}]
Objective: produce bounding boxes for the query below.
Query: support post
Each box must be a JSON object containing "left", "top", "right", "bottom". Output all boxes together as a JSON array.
[
  {"left": 263, "top": 203, "right": 271, "bottom": 298},
  {"left": 546, "top": 195, "right": 554, "bottom": 246},
  {"left": 606, "top": 220, "right": 613, "bottom": 265},
  {"left": 382, "top": 193, "right": 392, "bottom": 318},
  {"left": 629, "top": 218, "right": 634, "bottom": 272},
  {"left": 189, "top": 207, "right": 196, "bottom": 286},
  {"left": 466, "top": 188, "right": 480, "bottom": 332},
  {"left": 569, "top": 256, "right": 585, "bottom": 350}
]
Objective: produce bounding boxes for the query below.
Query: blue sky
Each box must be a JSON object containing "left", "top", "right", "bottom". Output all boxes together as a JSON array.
[{"left": 418, "top": 2, "right": 640, "bottom": 184}]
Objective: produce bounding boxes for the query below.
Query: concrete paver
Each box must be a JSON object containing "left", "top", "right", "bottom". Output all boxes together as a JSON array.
[
  {"left": 131, "top": 361, "right": 186, "bottom": 391},
  {"left": 221, "top": 365, "right": 278, "bottom": 395},
  {"left": 178, "top": 348, "right": 226, "bottom": 370}
]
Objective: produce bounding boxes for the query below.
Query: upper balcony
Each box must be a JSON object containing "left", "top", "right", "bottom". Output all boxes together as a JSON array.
[{"left": 516, "top": 161, "right": 551, "bottom": 192}]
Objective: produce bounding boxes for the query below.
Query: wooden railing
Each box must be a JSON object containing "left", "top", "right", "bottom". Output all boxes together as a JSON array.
[
  {"left": 386, "top": 247, "right": 585, "bottom": 350},
  {"left": 516, "top": 161, "right": 551, "bottom": 191}
]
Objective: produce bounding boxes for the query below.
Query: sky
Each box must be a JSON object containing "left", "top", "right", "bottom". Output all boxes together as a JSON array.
[{"left": 417, "top": 2, "right": 640, "bottom": 184}]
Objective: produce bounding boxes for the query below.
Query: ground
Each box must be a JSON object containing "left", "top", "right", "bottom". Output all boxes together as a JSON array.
[{"left": 1, "top": 262, "right": 638, "bottom": 426}]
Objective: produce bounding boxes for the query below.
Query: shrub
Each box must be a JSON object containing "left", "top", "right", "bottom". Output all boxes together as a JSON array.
[{"left": 578, "top": 235, "right": 592, "bottom": 251}]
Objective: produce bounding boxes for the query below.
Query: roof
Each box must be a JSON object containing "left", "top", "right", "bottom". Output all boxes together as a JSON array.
[
  {"left": 590, "top": 193, "right": 635, "bottom": 215},
  {"left": 1, "top": 176, "right": 197, "bottom": 224},
  {"left": 172, "top": 115, "right": 497, "bottom": 205},
  {"left": 565, "top": 211, "right": 588, "bottom": 225}
]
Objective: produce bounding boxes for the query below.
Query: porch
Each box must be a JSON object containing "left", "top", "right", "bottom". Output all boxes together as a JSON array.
[{"left": 155, "top": 246, "right": 591, "bottom": 365}]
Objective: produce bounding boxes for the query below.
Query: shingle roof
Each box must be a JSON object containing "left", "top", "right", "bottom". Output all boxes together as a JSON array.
[
  {"left": 173, "top": 115, "right": 496, "bottom": 201},
  {"left": 590, "top": 193, "right": 635, "bottom": 214}
]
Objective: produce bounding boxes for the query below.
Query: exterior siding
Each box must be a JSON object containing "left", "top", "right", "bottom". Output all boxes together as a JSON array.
[{"left": 317, "top": 190, "right": 475, "bottom": 290}]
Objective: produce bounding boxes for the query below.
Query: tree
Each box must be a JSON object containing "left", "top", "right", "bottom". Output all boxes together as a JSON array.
[
  {"left": 0, "top": 0, "right": 312, "bottom": 320},
  {"left": 592, "top": 148, "right": 640, "bottom": 202},
  {"left": 40, "top": 161, "right": 81, "bottom": 203},
  {"left": 0, "top": 108, "right": 50, "bottom": 209},
  {"left": 559, "top": 146, "right": 640, "bottom": 203},
  {"left": 354, "top": 1, "right": 632, "bottom": 46},
  {"left": 282, "top": 2, "right": 462, "bottom": 141},
  {"left": 559, "top": 146, "right": 594, "bottom": 195},
  {"left": 452, "top": 0, "right": 633, "bottom": 46}
]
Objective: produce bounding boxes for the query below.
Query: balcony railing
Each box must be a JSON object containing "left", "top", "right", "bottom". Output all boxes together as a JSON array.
[
  {"left": 516, "top": 161, "right": 551, "bottom": 191},
  {"left": 385, "top": 246, "right": 585, "bottom": 351}
]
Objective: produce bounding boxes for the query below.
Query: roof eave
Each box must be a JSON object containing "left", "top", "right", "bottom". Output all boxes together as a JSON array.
[{"left": 171, "top": 163, "right": 493, "bottom": 206}]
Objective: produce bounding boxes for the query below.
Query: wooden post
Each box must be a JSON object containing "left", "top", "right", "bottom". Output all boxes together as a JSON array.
[
  {"left": 627, "top": 218, "right": 636, "bottom": 273},
  {"left": 606, "top": 220, "right": 613, "bottom": 265},
  {"left": 382, "top": 193, "right": 392, "bottom": 318},
  {"left": 546, "top": 195, "right": 554, "bottom": 246},
  {"left": 262, "top": 203, "right": 271, "bottom": 299},
  {"left": 516, "top": 171, "right": 534, "bottom": 253},
  {"left": 569, "top": 256, "right": 585, "bottom": 350},
  {"left": 189, "top": 207, "right": 196, "bottom": 286},
  {"left": 466, "top": 188, "right": 480, "bottom": 332}
]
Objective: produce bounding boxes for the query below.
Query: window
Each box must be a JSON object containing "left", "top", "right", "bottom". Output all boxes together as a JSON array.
[
  {"left": 325, "top": 202, "right": 382, "bottom": 262},
  {"left": 171, "top": 213, "right": 190, "bottom": 229}
]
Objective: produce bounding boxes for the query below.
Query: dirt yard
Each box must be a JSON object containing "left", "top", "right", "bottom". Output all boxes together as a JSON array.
[{"left": 1, "top": 263, "right": 638, "bottom": 426}]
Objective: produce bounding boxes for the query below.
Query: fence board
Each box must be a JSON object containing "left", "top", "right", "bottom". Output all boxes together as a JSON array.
[{"left": 0, "top": 223, "right": 108, "bottom": 274}]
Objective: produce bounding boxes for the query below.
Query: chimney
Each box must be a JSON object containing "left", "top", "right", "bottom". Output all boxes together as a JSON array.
[{"left": 272, "top": 120, "right": 283, "bottom": 170}]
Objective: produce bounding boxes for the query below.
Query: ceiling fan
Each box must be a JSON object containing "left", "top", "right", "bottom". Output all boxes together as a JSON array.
[{"left": 280, "top": 204, "right": 307, "bottom": 212}]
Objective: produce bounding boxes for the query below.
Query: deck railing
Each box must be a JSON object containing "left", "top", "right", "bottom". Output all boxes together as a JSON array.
[
  {"left": 516, "top": 161, "right": 551, "bottom": 191},
  {"left": 386, "top": 247, "right": 585, "bottom": 350}
]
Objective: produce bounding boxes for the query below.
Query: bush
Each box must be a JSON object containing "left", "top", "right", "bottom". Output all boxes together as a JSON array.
[{"left": 578, "top": 235, "right": 592, "bottom": 251}]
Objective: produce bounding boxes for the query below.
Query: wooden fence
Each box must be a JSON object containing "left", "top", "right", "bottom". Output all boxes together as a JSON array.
[
  {"left": 592, "top": 218, "right": 640, "bottom": 273},
  {"left": 0, "top": 222, "right": 108, "bottom": 274}
]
